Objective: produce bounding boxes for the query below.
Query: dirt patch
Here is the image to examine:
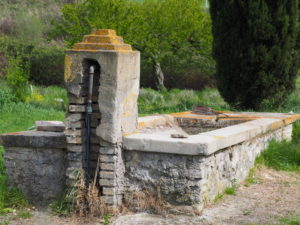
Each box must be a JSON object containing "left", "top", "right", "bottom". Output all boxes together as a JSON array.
[
  {"left": 1, "top": 166, "right": 299, "bottom": 225},
  {"left": 113, "top": 166, "right": 300, "bottom": 225},
  {"left": 200, "top": 166, "right": 300, "bottom": 225},
  {"left": 0, "top": 210, "right": 102, "bottom": 225}
]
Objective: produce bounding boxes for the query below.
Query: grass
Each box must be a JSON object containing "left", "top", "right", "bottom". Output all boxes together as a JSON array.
[
  {"left": 279, "top": 215, "right": 300, "bottom": 225},
  {"left": 14, "top": 211, "right": 32, "bottom": 219},
  {"left": 255, "top": 121, "right": 300, "bottom": 172},
  {"left": 0, "top": 79, "right": 66, "bottom": 133},
  {"left": 244, "top": 167, "right": 262, "bottom": 187},
  {"left": 138, "top": 87, "right": 230, "bottom": 116},
  {"left": 213, "top": 193, "right": 224, "bottom": 202},
  {"left": 224, "top": 179, "right": 238, "bottom": 195},
  {"left": 101, "top": 214, "right": 111, "bottom": 225}
]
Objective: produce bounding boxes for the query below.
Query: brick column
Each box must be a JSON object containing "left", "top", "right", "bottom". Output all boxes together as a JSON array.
[{"left": 64, "top": 29, "right": 140, "bottom": 207}]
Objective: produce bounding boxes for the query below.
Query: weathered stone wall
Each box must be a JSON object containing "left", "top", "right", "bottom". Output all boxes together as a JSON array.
[
  {"left": 123, "top": 124, "right": 292, "bottom": 211},
  {"left": 1, "top": 131, "right": 66, "bottom": 206},
  {"left": 64, "top": 29, "right": 140, "bottom": 206}
]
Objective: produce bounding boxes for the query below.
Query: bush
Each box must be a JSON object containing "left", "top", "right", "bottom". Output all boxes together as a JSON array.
[
  {"left": 209, "top": 0, "right": 299, "bottom": 110},
  {"left": 0, "top": 79, "right": 16, "bottom": 106},
  {"left": 29, "top": 46, "right": 65, "bottom": 86},
  {"left": 0, "top": 37, "right": 65, "bottom": 87},
  {"left": 5, "top": 57, "right": 29, "bottom": 102}
]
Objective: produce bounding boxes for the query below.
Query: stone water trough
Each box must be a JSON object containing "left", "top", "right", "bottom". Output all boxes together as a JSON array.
[
  {"left": 0, "top": 29, "right": 300, "bottom": 213},
  {"left": 122, "top": 111, "right": 299, "bottom": 211}
]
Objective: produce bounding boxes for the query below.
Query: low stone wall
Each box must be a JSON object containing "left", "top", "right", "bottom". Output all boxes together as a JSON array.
[
  {"left": 0, "top": 130, "right": 66, "bottom": 206},
  {"left": 123, "top": 124, "right": 292, "bottom": 211}
]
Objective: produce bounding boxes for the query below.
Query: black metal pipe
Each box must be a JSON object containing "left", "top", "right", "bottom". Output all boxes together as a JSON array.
[{"left": 85, "top": 65, "right": 95, "bottom": 185}]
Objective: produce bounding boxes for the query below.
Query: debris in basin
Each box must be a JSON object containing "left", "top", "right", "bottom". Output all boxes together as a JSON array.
[
  {"left": 170, "top": 133, "right": 188, "bottom": 138},
  {"left": 192, "top": 106, "right": 228, "bottom": 117}
]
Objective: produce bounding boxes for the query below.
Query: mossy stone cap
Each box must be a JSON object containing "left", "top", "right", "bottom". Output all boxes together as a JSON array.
[{"left": 72, "top": 29, "right": 132, "bottom": 52}]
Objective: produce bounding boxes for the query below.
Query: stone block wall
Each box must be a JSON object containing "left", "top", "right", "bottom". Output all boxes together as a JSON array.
[
  {"left": 0, "top": 131, "right": 66, "bottom": 206},
  {"left": 123, "top": 124, "right": 292, "bottom": 211}
]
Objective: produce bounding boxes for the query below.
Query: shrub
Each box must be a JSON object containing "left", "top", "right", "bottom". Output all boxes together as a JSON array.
[
  {"left": 209, "top": 0, "right": 299, "bottom": 110},
  {"left": 29, "top": 46, "right": 65, "bottom": 86},
  {"left": 0, "top": 80, "right": 16, "bottom": 106},
  {"left": 5, "top": 56, "right": 29, "bottom": 102},
  {"left": 0, "top": 37, "right": 65, "bottom": 87}
]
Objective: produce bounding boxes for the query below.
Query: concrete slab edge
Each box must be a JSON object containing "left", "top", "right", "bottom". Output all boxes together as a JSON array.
[{"left": 123, "top": 115, "right": 298, "bottom": 156}]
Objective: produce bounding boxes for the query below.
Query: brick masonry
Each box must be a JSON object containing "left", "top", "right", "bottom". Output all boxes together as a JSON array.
[{"left": 64, "top": 29, "right": 140, "bottom": 206}]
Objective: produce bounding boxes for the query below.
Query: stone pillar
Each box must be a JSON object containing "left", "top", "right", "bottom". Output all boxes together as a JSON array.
[{"left": 64, "top": 29, "right": 140, "bottom": 206}]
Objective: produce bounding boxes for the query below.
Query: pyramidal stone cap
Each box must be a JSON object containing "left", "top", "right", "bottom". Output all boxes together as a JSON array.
[{"left": 71, "top": 29, "right": 132, "bottom": 52}]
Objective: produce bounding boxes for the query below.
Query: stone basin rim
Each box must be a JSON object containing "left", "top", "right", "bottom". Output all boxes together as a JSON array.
[{"left": 123, "top": 112, "right": 300, "bottom": 156}]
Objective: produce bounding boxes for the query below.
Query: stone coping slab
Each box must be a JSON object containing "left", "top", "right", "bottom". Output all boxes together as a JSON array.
[
  {"left": 123, "top": 112, "right": 300, "bottom": 156},
  {"left": 0, "top": 131, "right": 66, "bottom": 149},
  {"left": 35, "top": 121, "right": 65, "bottom": 132}
]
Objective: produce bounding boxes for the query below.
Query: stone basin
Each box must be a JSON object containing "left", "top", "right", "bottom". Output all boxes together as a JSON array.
[{"left": 121, "top": 111, "right": 300, "bottom": 212}]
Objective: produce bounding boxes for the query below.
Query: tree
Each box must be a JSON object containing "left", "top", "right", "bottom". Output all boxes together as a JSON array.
[
  {"left": 51, "top": 0, "right": 213, "bottom": 90},
  {"left": 209, "top": 0, "right": 299, "bottom": 109}
]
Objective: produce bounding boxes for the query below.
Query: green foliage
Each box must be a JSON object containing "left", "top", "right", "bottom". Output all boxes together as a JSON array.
[
  {"left": 0, "top": 37, "right": 34, "bottom": 59},
  {"left": 0, "top": 99, "right": 65, "bottom": 134},
  {"left": 0, "top": 0, "right": 65, "bottom": 42},
  {"left": 259, "top": 76, "right": 300, "bottom": 113},
  {"left": 0, "top": 221, "right": 9, "bottom": 225},
  {"left": 256, "top": 122, "right": 300, "bottom": 172},
  {"left": 51, "top": 0, "right": 214, "bottom": 89},
  {"left": 138, "top": 87, "right": 230, "bottom": 115},
  {"left": 244, "top": 167, "right": 261, "bottom": 187},
  {"left": 0, "top": 79, "right": 16, "bottom": 106},
  {"left": 29, "top": 46, "right": 65, "bottom": 86},
  {"left": 5, "top": 56, "right": 30, "bottom": 102},
  {"left": 15, "top": 211, "right": 32, "bottom": 219},
  {"left": 25, "top": 85, "right": 68, "bottom": 111},
  {"left": 0, "top": 80, "right": 66, "bottom": 134},
  {"left": 49, "top": 194, "right": 72, "bottom": 216},
  {"left": 214, "top": 193, "right": 224, "bottom": 202},
  {"left": 279, "top": 215, "right": 300, "bottom": 225},
  {"left": 0, "top": 37, "right": 65, "bottom": 87},
  {"left": 101, "top": 214, "right": 111, "bottom": 225},
  {"left": 209, "top": 0, "right": 300, "bottom": 110},
  {"left": 49, "top": 170, "right": 81, "bottom": 216},
  {"left": 224, "top": 179, "right": 238, "bottom": 195}
]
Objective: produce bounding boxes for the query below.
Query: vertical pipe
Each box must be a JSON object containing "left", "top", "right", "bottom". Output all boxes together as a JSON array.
[{"left": 85, "top": 65, "right": 95, "bottom": 185}]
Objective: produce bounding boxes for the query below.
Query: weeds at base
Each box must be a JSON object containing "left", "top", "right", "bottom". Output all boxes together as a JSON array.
[
  {"left": 244, "top": 167, "right": 262, "bottom": 187},
  {"left": 123, "top": 185, "right": 178, "bottom": 216},
  {"left": 279, "top": 215, "right": 300, "bottom": 225},
  {"left": 224, "top": 179, "right": 238, "bottom": 195},
  {"left": 50, "top": 157, "right": 113, "bottom": 222},
  {"left": 0, "top": 221, "right": 9, "bottom": 225},
  {"left": 214, "top": 193, "right": 224, "bottom": 202}
]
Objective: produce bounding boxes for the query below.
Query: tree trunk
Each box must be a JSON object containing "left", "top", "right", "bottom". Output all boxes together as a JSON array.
[{"left": 152, "top": 58, "right": 165, "bottom": 91}]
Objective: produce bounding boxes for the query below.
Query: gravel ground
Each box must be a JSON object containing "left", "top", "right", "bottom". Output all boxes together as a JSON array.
[{"left": 1, "top": 166, "right": 299, "bottom": 225}]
